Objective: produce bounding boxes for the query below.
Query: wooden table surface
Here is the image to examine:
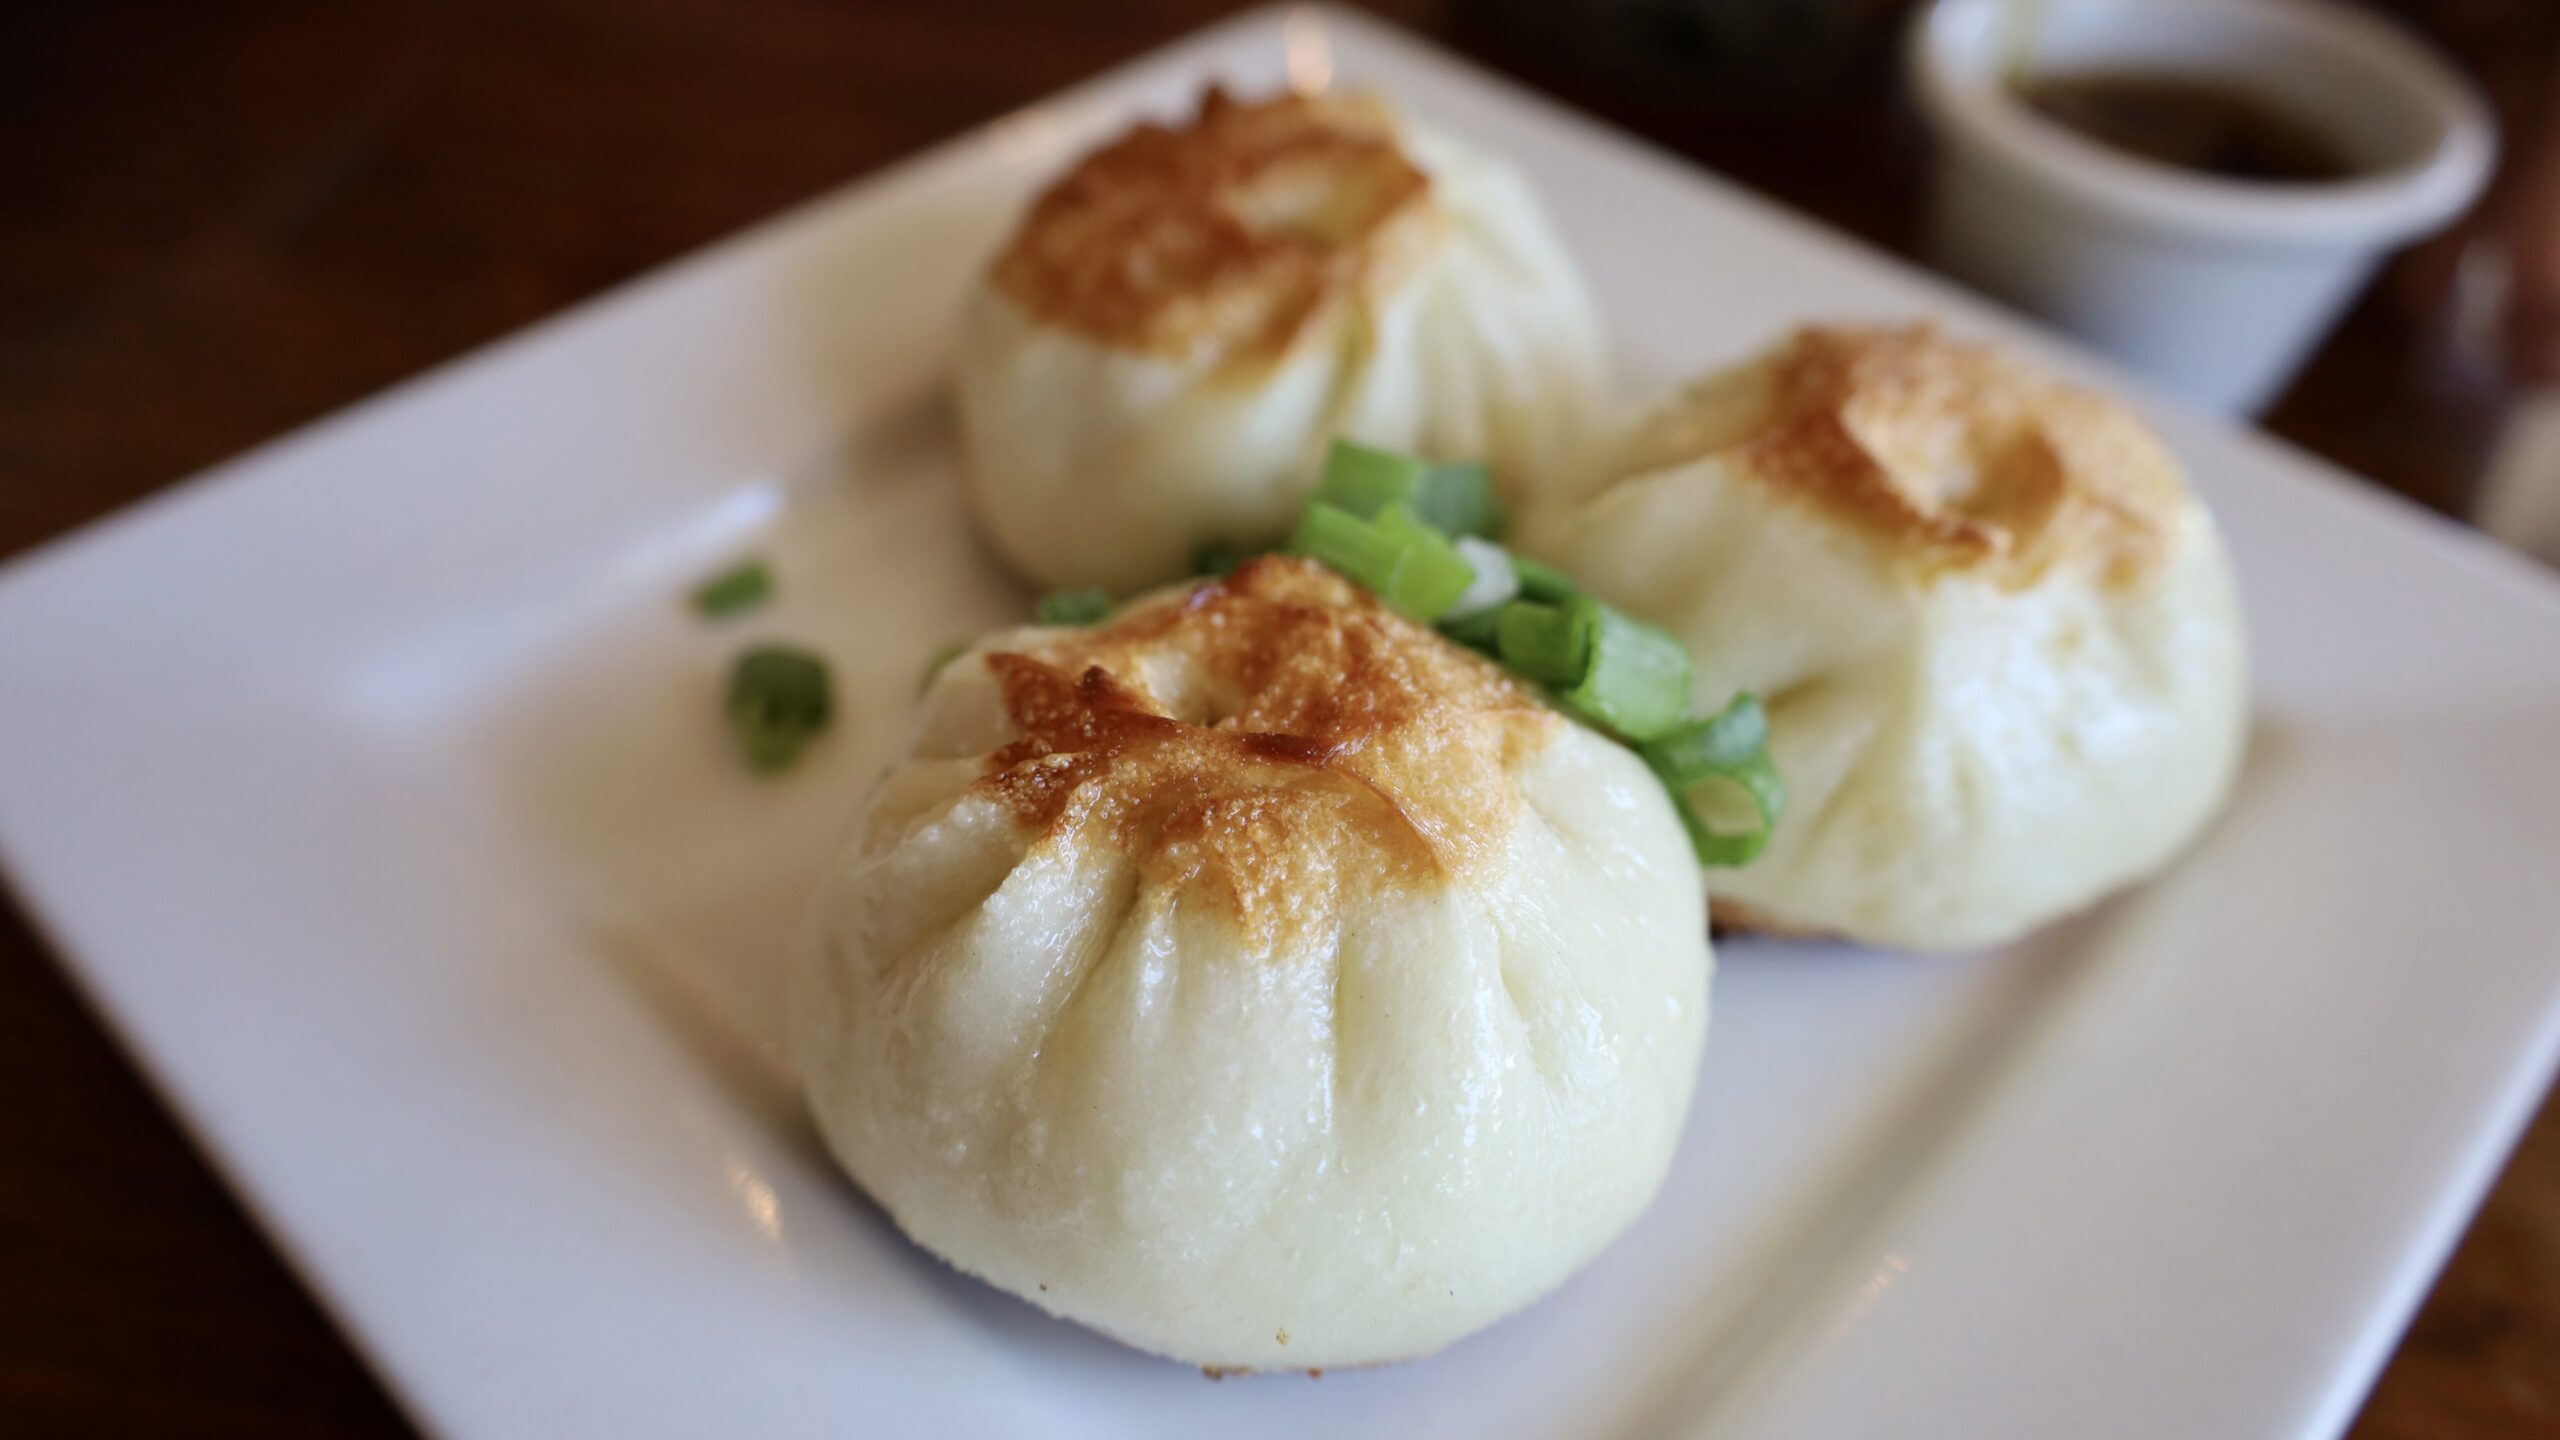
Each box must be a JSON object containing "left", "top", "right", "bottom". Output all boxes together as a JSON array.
[{"left": 3, "top": 2, "right": 2555, "bottom": 1435}]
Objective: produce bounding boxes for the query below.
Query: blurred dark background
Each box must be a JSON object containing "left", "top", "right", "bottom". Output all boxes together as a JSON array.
[{"left": 4, "top": 2, "right": 2557, "bottom": 1437}]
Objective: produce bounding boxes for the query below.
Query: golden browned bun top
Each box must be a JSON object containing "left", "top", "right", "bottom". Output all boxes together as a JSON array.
[
  {"left": 1627, "top": 324, "right": 2187, "bottom": 588},
  {"left": 988, "top": 87, "right": 1440, "bottom": 364},
  {"left": 968, "top": 556, "right": 1552, "bottom": 941}
]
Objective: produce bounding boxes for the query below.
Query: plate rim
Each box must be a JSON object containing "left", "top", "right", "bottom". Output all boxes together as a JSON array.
[{"left": 5, "top": 8, "right": 2560, "bottom": 1439}]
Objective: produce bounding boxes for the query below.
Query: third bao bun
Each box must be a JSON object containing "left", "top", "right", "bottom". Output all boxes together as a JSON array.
[{"left": 1522, "top": 324, "right": 2248, "bottom": 950}]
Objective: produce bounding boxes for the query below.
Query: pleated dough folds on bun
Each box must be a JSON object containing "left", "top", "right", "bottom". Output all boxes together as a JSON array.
[
  {"left": 1523, "top": 324, "right": 2248, "bottom": 950},
  {"left": 794, "top": 556, "right": 1706, "bottom": 1371},
  {"left": 956, "top": 87, "right": 1606, "bottom": 591}
]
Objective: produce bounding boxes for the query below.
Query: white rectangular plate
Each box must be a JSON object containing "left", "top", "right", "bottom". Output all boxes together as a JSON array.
[{"left": 7, "top": 9, "right": 2560, "bottom": 1438}]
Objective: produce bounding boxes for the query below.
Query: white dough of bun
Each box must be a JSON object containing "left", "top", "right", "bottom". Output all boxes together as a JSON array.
[
  {"left": 793, "top": 557, "right": 1707, "bottom": 1370},
  {"left": 955, "top": 87, "right": 1606, "bottom": 592},
  {"left": 1522, "top": 324, "right": 2249, "bottom": 951}
]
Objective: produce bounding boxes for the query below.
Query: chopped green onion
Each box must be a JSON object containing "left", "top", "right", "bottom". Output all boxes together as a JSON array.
[
  {"left": 1641, "top": 694, "right": 1785, "bottom": 867},
  {"left": 1294, "top": 500, "right": 1403, "bottom": 589},
  {"left": 1495, "top": 599, "right": 1590, "bottom": 685},
  {"left": 1316, "top": 441, "right": 1506, "bottom": 539},
  {"left": 1661, "top": 752, "right": 1786, "bottom": 866},
  {"left": 1316, "top": 439, "right": 1430, "bottom": 518},
  {"left": 1372, "top": 506, "right": 1475, "bottom": 620},
  {"left": 1638, "top": 693, "right": 1769, "bottom": 784},
  {"left": 1447, "top": 536, "right": 1520, "bottom": 620},
  {"left": 917, "top": 639, "right": 970, "bottom": 694},
  {"left": 727, "top": 644, "right": 833, "bottom": 774},
  {"left": 1417, "top": 461, "right": 1505, "bottom": 539},
  {"left": 1557, "top": 601, "right": 1691, "bottom": 742},
  {"left": 690, "top": 559, "right": 774, "bottom": 619},
  {"left": 1194, "top": 540, "right": 1254, "bottom": 578},
  {"left": 1036, "top": 587, "right": 1114, "bottom": 626},
  {"left": 1511, "top": 555, "right": 1578, "bottom": 604},
  {"left": 1292, "top": 501, "right": 1473, "bottom": 621},
  {"left": 1281, "top": 440, "right": 1787, "bottom": 868}
]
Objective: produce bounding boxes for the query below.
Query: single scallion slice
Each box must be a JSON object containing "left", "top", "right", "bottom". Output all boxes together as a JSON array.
[
  {"left": 1640, "top": 693, "right": 1785, "bottom": 867},
  {"left": 1415, "top": 461, "right": 1505, "bottom": 539},
  {"left": 1316, "top": 439, "right": 1430, "bottom": 518},
  {"left": 1293, "top": 500, "right": 1405, "bottom": 592},
  {"left": 1495, "top": 599, "right": 1591, "bottom": 685},
  {"left": 1511, "top": 555, "right": 1578, "bottom": 604},
  {"left": 1662, "top": 751, "right": 1786, "bottom": 867},
  {"left": 691, "top": 558, "right": 774, "bottom": 619},
  {"left": 727, "top": 644, "right": 833, "bottom": 774},
  {"left": 1036, "top": 587, "right": 1114, "bottom": 626},
  {"left": 1557, "top": 600, "right": 1691, "bottom": 742}
]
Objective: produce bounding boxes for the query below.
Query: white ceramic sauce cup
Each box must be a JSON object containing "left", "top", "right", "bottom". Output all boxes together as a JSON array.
[{"left": 1910, "top": 0, "right": 2495, "bottom": 415}]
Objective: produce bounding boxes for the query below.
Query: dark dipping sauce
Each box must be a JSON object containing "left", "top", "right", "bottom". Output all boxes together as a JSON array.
[{"left": 2016, "top": 69, "right": 2356, "bottom": 184}]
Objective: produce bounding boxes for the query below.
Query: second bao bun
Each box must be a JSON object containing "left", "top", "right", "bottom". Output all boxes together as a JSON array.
[{"left": 956, "top": 87, "right": 1606, "bottom": 592}]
